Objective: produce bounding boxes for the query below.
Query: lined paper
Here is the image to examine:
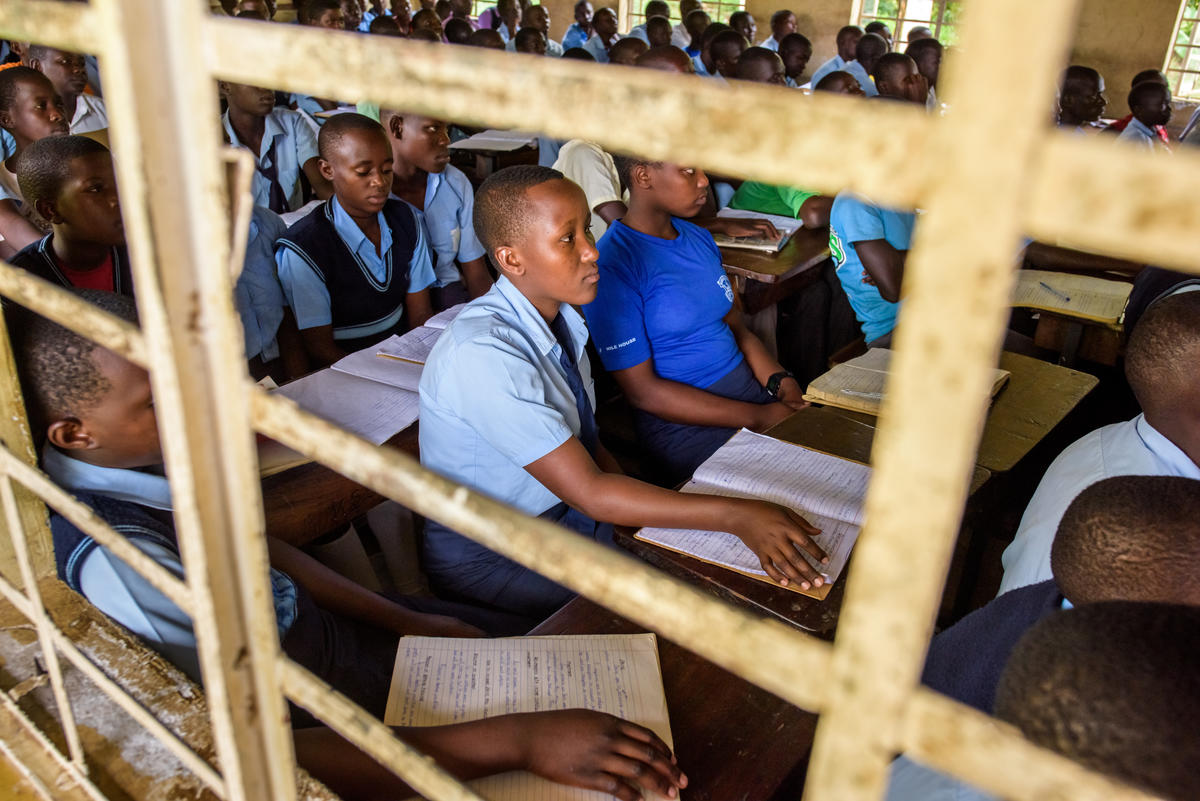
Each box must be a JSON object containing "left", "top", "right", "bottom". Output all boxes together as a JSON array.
[
  {"left": 385, "top": 634, "right": 674, "bottom": 801},
  {"left": 1011, "top": 270, "right": 1133, "bottom": 325},
  {"left": 377, "top": 325, "right": 443, "bottom": 365},
  {"left": 275, "top": 369, "right": 419, "bottom": 444},
  {"left": 332, "top": 338, "right": 424, "bottom": 391}
]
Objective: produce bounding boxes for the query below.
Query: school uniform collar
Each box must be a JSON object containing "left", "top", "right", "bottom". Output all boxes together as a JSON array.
[
  {"left": 70, "top": 94, "right": 101, "bottom": 130},
  {"left": 42, "top": 445, "right": 173, "bottom": 511},
  {"left": 221, "top": 107, "right": 289, "bottom": 163},
  {"left": 1125, "top": 117, "right": 1157, "bottom": 141},
  {"left": 1135, "top": 413, "right": 1200, "bottom": 475},
  {"left": 329, "top": 194, "right": 393, "bottom": 258},
  {"left": 493, "top": 275, "right": 586, "bottom": 358},
  {"left": 424, "top": 170, "right": 444, "bottom": 210}
]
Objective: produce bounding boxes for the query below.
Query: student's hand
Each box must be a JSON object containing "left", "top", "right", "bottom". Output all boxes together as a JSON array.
[
  {"left": 730, "top": 501, "right": 828, "bottom": 589},
  {"left": 707, "top": 217, "right": 781, "bottom": 240},
  {"left": 902, "top": 73, "right": 930, "bottom": 105},
  {"left": 751, "top": 401, "right": 795, "bottom": 432},
  {"left": 776, "top": 376, "right": 809, "bottom": 411},
  {"left": 518, "top": 709, "right": 687, "bottom": 801}
]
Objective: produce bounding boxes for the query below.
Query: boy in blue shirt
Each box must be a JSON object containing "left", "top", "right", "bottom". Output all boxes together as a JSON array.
[
  {"left": 584, "top": 156, "right": 801, "bottom": 484},
  {"left": 18, "top": 290, "right": 685, "bottom": 801},
  {"left": 828, "top": 191, "right": 915, "bottom": 346},
  {"left": 561, "top": 0, "right": 593, "bottom": 50},
  {"left": 420, "top": 166, "right": 828, "bottom": 619},
  {"left": 628, "top": 0, "right": 668, "bottom": 44},
  {"left": 275, "top": 113, "right": 435, "bottom": 367},
  {"left": 384, "top": 110, "right": 491, "bottom": 308}
]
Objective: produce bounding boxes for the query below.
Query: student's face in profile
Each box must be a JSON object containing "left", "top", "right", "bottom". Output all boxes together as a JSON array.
[
  {"left": 733, "top": 15, "right": 756, "bottom": 43},
  {"left": 50, "top": 350, "right": 162, "bottom": 470},
  {"left": 826, "top": 72, "right": 866, "bottom": 97},
  {"left": 1064, "top": 77, "right": 1106, "bottom": 123},
  {"left": 914, "top": 48, "right": 941, "bottom": 87},
  {"left": 574, "top": 1, "right": 593, "bottom": 27},
  {"left": 0, "top": 78, "right": 69, "bottom": 145},
  {"left": 526, "top": 6, "right": 549, "bottom": 33},
  {"left": 411, "top": 10, "right": 443, "bottom": 35},
  {"left": 774, "top": 13, "right": 796, "bottom": 38},
  {"left": 222, "top": 82, "right": 276, "bottom": 116},
  {"left": 647, "top": 21, "right": 672, "bottom": 48},
  {"left": 744, "top": 55, "right": 787, "bottom": 86},
  {"left": 48, "top": 153, "right": 125, "bottom": 247},
  {"left": 593, "top": 9, "right": 617, "bottom": 38},
  {"left": 390, "top": 114, "right": 451, "bottom": 173},
  {"left": 33, "top": 49, "right": 88, "bottom": 99},
  {"left": 502, "top": 179, "right": 599, "bottom": 309},
  {"left": 1137, "top": 88, "right": 1172, "bottom": 127},
  {"left": 320, "top": 130, "right": 394, "bottom": 216},
  {"left": 641, "top": 163, "right": 709, "bottom": 218},
  {"left": 781, "top": 44, "right": 812, "bottom": 78},
  {"left": 311, "top": 6, "right": 347, "bottom": 29},
  {"left": 838, "top": 31, "right": 862, "bottom": 62}
]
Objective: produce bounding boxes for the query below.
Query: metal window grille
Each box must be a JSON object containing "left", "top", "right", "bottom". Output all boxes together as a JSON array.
[
  {"left": 1166, "top": 0, "right": 1200, "bottom": 99},
  {"left": 856, "top": 0, "right": 963, "bottom": 46},
  {"left": 0, "top": 1, "right": 1196, "bottom": 801}
]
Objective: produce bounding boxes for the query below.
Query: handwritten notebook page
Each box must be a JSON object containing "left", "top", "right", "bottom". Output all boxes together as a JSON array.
[
  {"left": 1011, "top": 270, "right": 1133, "bottom": 326},
  {"left": 331, "top": 336, "right": 425, "bottom": 391},
  {"left": 275, "top": 368, "right": 419, "bottom": 444},
  {"left": 636, "top": 429, "right": 870, "bottom": 600},
  {"left": 377, "top": 325, "right": 443, "bottom": 365},
  {"left": 385, "top": 634, "right": 674, "bottom": 801}
]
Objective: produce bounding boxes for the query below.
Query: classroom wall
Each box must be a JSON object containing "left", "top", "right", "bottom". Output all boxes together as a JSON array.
[
  {"left": 546, "top": 0, "right": 580, "bottom": 43},
  {"left": 1069, "top": 0, "right": 1180, "bottom": 117},
  {"left": 747, "top": 0, "right": 855, "bottom": 69}
]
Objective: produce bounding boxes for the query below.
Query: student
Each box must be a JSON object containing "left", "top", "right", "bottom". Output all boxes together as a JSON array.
[
  {"left": 841, "top": 32, "right": 887, "bottom": 96},
  {"left": 727, "top": 173, "right": 831, "bottom": 228},
  {"left": 760, "top": 9, "right": 796, "bottom": 51},
  {"left": 644, "top": 15, "right": 673, "bottom": 49},
  {"left": 691, "top": 21, "right": 728, "bottom": 76},
  {"left": 998, "top": 292, "right": 1200, "bottom": 594},
  {"left": 922, "top": 475, "right": 1200, "bottom": 715},
  {"left": 670, "top": 0, "right": 703, "bottom": 49},
  {"left": 778, "top": 32, "right": 812, "bottom": 87},
  {"left": 492, "top": 0, "right": 521, "bottom": 42},
  {"left": 383, "top": 111, "right": 490, "bottom": 307},
  {"left": 17, "top": 291, "right": 686, "bottom": 801},
  {"left": 443, "top": 16, "right": 475, "bottom": 44},
  {"left": 814, "top": 69, "right": 867, "bottom": 96},
  {"left": 708, "top": 29, "right": 748, "bottom": 79},
  {"left": 466, "top": 27, "right": 505, "bottom": 48},
  {"left": 290, "top": 0, "right": 351, "bottom": 122},
  {"left": 906, "top": 25, "right": 932, "bottom": 43},
  {"left": 628, "top": 0, "right": 669, "bottom": 44},
  {"left": 863, "top": 20, "right": 892, "bottom": 50},
  {"left": 1108, "top": 70, "right": 1171, "bottom": 143},
  {"left": 734, "top": 46, "right": 787, "bottom": 85},
  {"left": 0, "top": 67, "right": 69, "bottom": 257},
  {"left": 872, "top": 52, "right": 928, "bottom": 104},
  {"left": 608, "top": 36, "right": 648, "bottom": 66},
  {"left": 828, "top": 190, "right": 915, "bottom": 346},
  {"left": 9, "top": 136, "right": 131, "bottom": 295},
  {"left": 581, "top": 7, "right": 619, "bottom": 63},
  {"left": 220, "top": 80, "right": 332, "bottom": 214},
  {"left": 584, "top": 156, "right": 802, "bottom": 483},
  {"left": 419, "top": 165, "right": 829, "bottom": 619},
  {"left": 635, "top": 43, "right": 697, "bottom": 74},
  {"left": 1117, "top": 79, "right": 1172, "bottom": 150},
  {"left": 890, "top": 602, "right": 1200, "bottom": 801},
  {"left": 410, "top": 8, "right": 445, "bottom": 37},
  {"left": 682, "top": 10, "right": 711, "bottom": 59},
  {"left": 904, "top": 37, "right": 942, "bottom": 109},
  {"left": 729, "top": 10, "right": 757, "bottom": 45},
  {"left": 507, "top": 5, "right": 563, "bottom": 56},
  {"left": 435, "top": 0, "right": 453, "bottom": 21},
  {"left": 368, "top": 13, "right": 404, "bottom": 34},
  {"left": 1056, "top": 65, "right": 1106, "bottom": 129},
  {"left": 275, "top": 113, "right": 435, "bottom": 367},
  {"left": 561, "top": 0, "right": 593, "bottom": 51},
  {"left": 810, "top": 24, "right": 863, "bottom": 87},
  {"left": 339, "top": 0, "right": 364, "bottom": 29},
  {"left": 23, "top": 45, "right": 107, "bottom": 135},
  {"left": 237, "top": 206, "right": 307, "bottom": 378}
]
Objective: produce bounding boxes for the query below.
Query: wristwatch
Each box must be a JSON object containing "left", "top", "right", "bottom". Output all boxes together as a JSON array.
[{"left": 766, "top": 370, "right": 796, "bottom": 399}]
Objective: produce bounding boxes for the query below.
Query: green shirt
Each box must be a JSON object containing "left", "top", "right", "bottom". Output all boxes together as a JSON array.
[{"left": 728, "top": 181, "right": 819, "bottom": 218}]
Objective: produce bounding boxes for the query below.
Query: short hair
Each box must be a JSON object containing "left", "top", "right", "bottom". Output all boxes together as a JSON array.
[
  {"left": 611, "top": 153, "right": 660, "bottom": 192},
  {"left": 700, "top": 21, "right": 730, "bottom": 46},
  {"left": 635, "top": 45, "right": 691, "bottom": 73},
  {"left": 684, "top": 8, "right": 710, "bottom": 33},
  {"left": 434, "top": 0, "right": 451, "bottom": 16},
  {"left": 904, "top": 36, "right": 941, "bottom": 61},
  {"left": 14, "top": 290, "right": 140, "bottom": 428},
  {"left": 872, "top": 51, "right": 914, "bottom": 85},
  {"left": 645, "top": 15, "right": 671, "bottom": 37},
  {"left": 1124, "top": 291, "right": 1200, "bottom": 413},
  {"left": 368, "top": 14, "right": 402, "bottom": 34},
  {"left": 467, "top": 28, "right": 505, "bottom": 48},
  {"left": 608, "top": 36, "right": 648, "bottom": 63},
  {"left": 814, "top": 69, "right": 854, "bottom": 92},
  {"left": 835, "top": 24, "right": 863, "bottom": 46},
  {"left": 1051, "top": 476, "right": 1200, "bottom": 605},
  {"left": 864, "top": 20, "right": 890, "bottom": 37},
  {"left": 995, "top": 602, "right": 1200, "bottom": 801},
  {"left": 561, "top": 46, "right": 595, "bottom": 61},
  {"left": 710, "top": 28, "right": 748, "bottom": 60},
  {"left": 728, "top": 10, "right": 752, "bottom": 28},
  {"left": 855, "top": 31, "right": 888, "bottom": 63},
  {"left": 1061, "top": 64, "right": 1101, "bottom": 96},
  {"left": 779, "top": 32, "right": 811, "bottom": 54},
  {"left": 574, "top": 0, "right": 591, "bottom": 11},
  {"left": 15, "top": 135, "right": 109, "bottom": 211},
  {"left": 316, "top": 112, "right": 388, "bottom": 160},
  {"left": 300, "top": 0, "right": 341, "bottom": 22},
  {"left": 444, "top": 16, "right": 474, "bottom": 43},
  {"left": 907, "top": 25, "right": 933, "bottom": 42},
  {"left": 643, "top": 0, "right": 668, "bottom": 17},
  {"left": 0, "top": 66, "right": 52, "bottom": 116},
  {"left": 409, "top": 27, "right": 443, "bottom": 42},
  {"left": 735, "top": 46, "right": 782, "bottom": 80},
  {"left": 473, "top": 165, "right": 565, "bottom": 252},
  {"left": 1128, "top": 79, "right": 1168, "bottom": 111},
  {"left": 769, "top": 9, "right": 793, "bottom": 26},
  {"left": 1132, "top": 69, "right": 1167, "bottom": 88},
  {"left": 24, "top": 43, "right": 60, "bottom": 62},
  {"left": 514, "top": 26, "right": 546, "bottom": 51}
]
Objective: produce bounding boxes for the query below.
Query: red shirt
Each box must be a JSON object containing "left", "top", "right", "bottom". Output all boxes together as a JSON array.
[{"left": 55, "top": 250, "right": 116, "bottom": 292}]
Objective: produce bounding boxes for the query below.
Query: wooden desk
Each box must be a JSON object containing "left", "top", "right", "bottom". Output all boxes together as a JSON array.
[
  {"left": 530, "top": 597, "right": 816, "bottom": 801},
  {"left": 721, "top": 227, "right": 831, "bottom": 317},
  {"left": 1032, "top": 312, "right": 1122, "bottom": 367}
]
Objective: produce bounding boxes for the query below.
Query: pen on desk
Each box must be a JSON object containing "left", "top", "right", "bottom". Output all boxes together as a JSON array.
[
  {"left": 376, "top": 352, "right": 423, "bottom": 366},
  {"left": 1038, "top": 281, "right": 1071, "bottom": 302}
]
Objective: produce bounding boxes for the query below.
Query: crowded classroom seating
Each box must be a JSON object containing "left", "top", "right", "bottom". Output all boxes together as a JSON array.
[{"left": 3, "top": 1, "right": 1200, "bottom": 800}]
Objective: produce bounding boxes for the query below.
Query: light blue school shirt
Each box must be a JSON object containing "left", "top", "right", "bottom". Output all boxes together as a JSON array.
[
  {"left": 843, "top": 59, "right": 878, "bottom": 96},
  {"left": 42, "top": 446, "right": 298, "bottom": 684},
  {"left": 692, "top": 55, "right": 709, "bottom": 76},
  {"left": 505, "top": 36, "right": 565, "bottom": 56},
  {"left": 561, "top": 22, "right": 590, "bottom": 50},
  {"left": 276, "top": 196, "right": 435, "bottom": 334},
  {"left": 585, "top": 218, "right": 743, "bottom": 388},
  {"left": 810, "top": 53, "right": 847, "bottom": 87},
  {"left": 419, "top": 276, "right": 595, "bottom": 517},
  {"left": 1117, "top": 117, "right": 1162, "bottom": 149},
  {"left": 394, "top": 165, "right": 486, "bottom": 288},
  {"left": 0, "top": 130, "right": 13, "bottom": 161},
  {"left": 628, "top": 23, "right": 649, "bottom": 44},
  {"left": 222, "top": 107, "right": 319, "bottom": 213},
  {"left": 885, "top": 755, "right": 995, "bottom": 801},
  {"left": 236, "top": 207, "right": 288, "bottom": 361},
  {"left": 582, "top": 33, "right": 611, "bottom": 62},
  {"left": 829, "top": 192, "right": 915, "bottom": 342},
  {"left": 760, "top": 35, "right": 781, "bottom": 51}
]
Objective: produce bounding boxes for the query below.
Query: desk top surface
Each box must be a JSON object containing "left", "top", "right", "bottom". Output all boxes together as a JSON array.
[
  {"left": 530, "top": 597, "right": 815, "bottom": 801},
  {"left": 721, "top": 226, "right": 830, "bottom": 283}
]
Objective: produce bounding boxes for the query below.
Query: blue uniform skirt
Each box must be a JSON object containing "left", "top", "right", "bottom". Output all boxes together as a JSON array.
[{"left": 634, "top": 359, "right": 773, "bottom": 485}]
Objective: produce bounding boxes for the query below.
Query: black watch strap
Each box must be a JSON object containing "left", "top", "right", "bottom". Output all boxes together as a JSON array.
[{"left": 766, "top": 370, "right": 795, "bottom": 399}]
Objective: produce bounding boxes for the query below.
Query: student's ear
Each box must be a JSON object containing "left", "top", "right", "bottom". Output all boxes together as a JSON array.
[
  {"left": 216, "top": 80, "right": 231, "bottom": 99},
  {"left": 46, "top": 419, "right": 99, "bottom": 452},
  {"left": 0, "top": 109, "right": 12, "bottom": 131},
  {"left": 318, "top": 157, "right": 335, "bottom": 182},
  {"left": 34, "top": 196, "right": 63, "bottom": 226},
  {"left": 630, "top": 163, "right": 653, "bottom": 190},
  {"left": 26, "top": 56, "right": 45, "bottom": 75},
  {"left": 387, "top": 113, "right": 404, "bottom": 140},
  {"left": 492, "top": 245, "right": 525, "bottom": 278}
]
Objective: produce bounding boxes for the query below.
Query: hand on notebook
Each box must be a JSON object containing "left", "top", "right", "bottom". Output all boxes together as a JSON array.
[
  {"left": 519, "top": 709, "right": 687, "bottom": 800},
  {"left": 775, "top": 376, "right": 808, "bottom": 411},
  {"left": 734, "top": 502, "right": 828, "bottom": 589},
  {"left": 705, "top": 216, "right": 782, "bottom": 241}
]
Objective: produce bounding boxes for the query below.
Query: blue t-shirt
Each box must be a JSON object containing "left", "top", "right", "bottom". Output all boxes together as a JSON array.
[
  {"left": 585, "top": 218, "right": 743, "bottom": 389},
  {"left": 829, "top": 193, "right": 915, "bottom": 342}
]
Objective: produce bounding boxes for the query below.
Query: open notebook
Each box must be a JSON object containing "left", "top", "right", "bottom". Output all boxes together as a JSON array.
[
  {"left": 330, "top": 303, "right": 466, "bottom": 391},
  {"left": 804, "top": 348, "right": 1010, "bottom": 416},
  {"left": 711, "top": 208, "right": 803, "bottom": 253},
  {"left": 636, "top": 429, "right": 869, "bottom": 600},
  {"left": 1011, "top": 269, "right": 1133, "bottom": 326},
  {"left": 385, "top": 634, "right": 675, "bottom": 801}
]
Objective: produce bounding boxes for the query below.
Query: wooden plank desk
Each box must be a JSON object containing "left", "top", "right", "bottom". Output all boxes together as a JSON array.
[
  {"left": 529, "top": 597, "right": 816, "bottom": 801},
  {"left": 721, "top": 227, "right": 831, "bottom": 316}
]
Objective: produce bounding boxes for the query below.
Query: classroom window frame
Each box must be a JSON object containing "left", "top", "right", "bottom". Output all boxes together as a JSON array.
[
  {"left": 854, "top": 0, "right": 963, "bottom": 47},
  {"left": 1165, "top": 0, "right": 1200, "bottom": 100}
]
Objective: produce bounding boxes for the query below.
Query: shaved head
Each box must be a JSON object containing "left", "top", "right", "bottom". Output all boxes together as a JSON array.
[
  {"left": 473, "top": 165, "right": 564, "bottom": 252},
  {"left": 317, "top": 112, "right": 389, "bottom": 160},
  {"left": 635, "top": 45, "right": 694, "bottom": 74}
]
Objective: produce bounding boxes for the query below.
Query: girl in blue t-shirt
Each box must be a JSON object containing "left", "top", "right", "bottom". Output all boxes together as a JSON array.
[{"left": 583, "top": 157, "right": 806, "bottom": 484}]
